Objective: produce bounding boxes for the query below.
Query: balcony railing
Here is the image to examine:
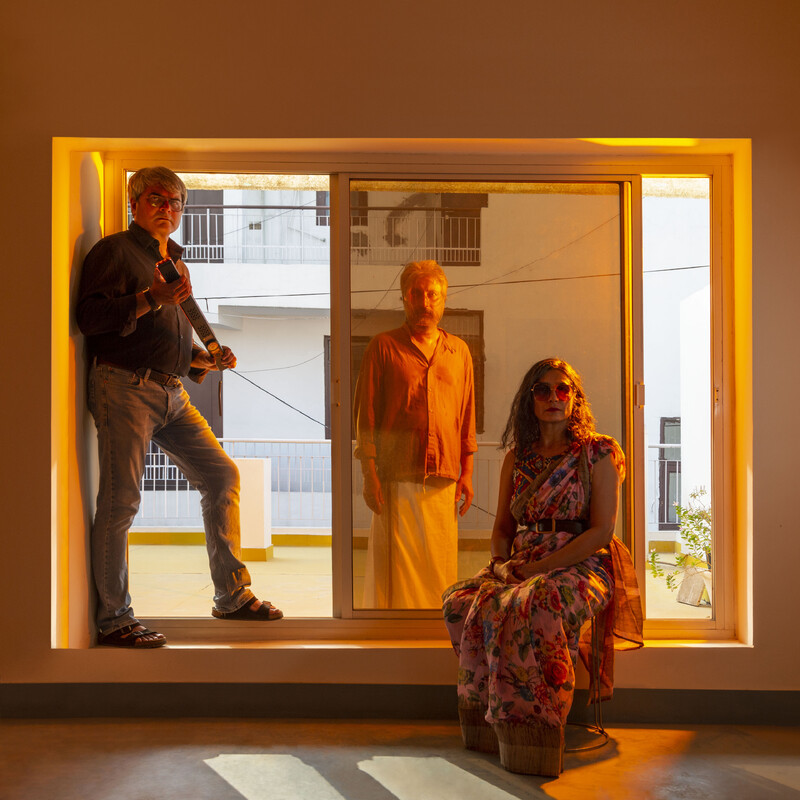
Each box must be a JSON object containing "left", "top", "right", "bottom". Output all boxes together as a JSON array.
[
  {"left": 134, "top": 436, "right": 686, "bottom": 541},
  {"left": 174, "top": 206, "right": 481, "bottom": 266},
  {"left": 177, "top": 207, "right": 329, "bottom": 265},
  {"left": 132, "top": 439, "right": 502, "bottom": 532}
]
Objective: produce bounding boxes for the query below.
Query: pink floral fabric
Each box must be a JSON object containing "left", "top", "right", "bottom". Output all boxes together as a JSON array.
[{"left": 443, "top": 435, "right": 625, "bottom": 728}]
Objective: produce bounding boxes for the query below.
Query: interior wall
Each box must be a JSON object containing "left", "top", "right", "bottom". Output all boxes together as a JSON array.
[{"left": 2, "top": 0, "right": 798, "bottom": 695}]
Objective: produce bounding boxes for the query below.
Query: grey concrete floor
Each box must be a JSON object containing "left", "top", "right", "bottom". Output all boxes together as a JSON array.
[{"left": 1, "top": 718, "right": 797, "bottom": 800}]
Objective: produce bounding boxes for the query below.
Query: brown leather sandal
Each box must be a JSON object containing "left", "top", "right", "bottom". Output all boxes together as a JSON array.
[
  {"left": 97, "top": 623, "right": 167, "bottom": 648},
  {"left": 211, "top": 599, "right": 283, "bottom": 621}
]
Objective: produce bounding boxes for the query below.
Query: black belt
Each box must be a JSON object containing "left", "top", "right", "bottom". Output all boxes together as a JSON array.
[
  {"left": 95, "top": 358, "right": 182, "bottom": 388},
  {"left": 532, "top": 518, "right": 587, "bottom": 534}
]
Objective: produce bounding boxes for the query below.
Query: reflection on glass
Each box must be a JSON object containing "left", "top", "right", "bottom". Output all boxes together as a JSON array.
[
  {"left": 642, "top": 177, "right": 712, "bottom": 620},
  {"left": 351, "top": 181, "right": 622, "bottom": 611}
]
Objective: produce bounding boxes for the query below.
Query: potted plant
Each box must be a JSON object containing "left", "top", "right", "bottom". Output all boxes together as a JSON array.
[{"left": 648, "top": 487, "right": 712, "bottom": 604}]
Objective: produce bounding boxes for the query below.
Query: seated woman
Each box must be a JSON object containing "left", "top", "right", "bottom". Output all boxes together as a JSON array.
[{"left": 443, "top": 358, "right": 642, "bottom": 777}]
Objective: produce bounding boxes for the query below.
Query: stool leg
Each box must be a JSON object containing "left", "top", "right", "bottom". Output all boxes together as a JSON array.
[
  {"left": 458, "top": 703, "right": 499, "bottom": 753},
  {"left": 493, "top": 721, "right": 565, "bottom": 776},
  {"left": 591, "top": 615, "right": 605, "bottom": 735}
]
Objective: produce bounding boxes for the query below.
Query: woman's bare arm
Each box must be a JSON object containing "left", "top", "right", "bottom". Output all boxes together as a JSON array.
[{"left": 488, "top": 450, "right": 523, "bottom": 582}]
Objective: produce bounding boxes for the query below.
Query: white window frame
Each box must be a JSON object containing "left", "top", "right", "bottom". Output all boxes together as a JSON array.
[
  {"left": 629, "top": 166, "right": 736, "bottom": 639},
  {"left": 54, "top": 143, "right": 745, "bottom": 650}
]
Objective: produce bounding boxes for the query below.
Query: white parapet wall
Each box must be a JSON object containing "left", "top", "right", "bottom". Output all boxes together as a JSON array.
[
  {"left": 236, "top": 457, "right": 273, "bottom": 560},
  {"left": 130, "top": 457, "right": 273, "bottom": 560}
]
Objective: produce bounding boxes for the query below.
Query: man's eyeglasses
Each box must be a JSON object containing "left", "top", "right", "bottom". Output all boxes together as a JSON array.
[
  {"left": 406, "top": 289, "right": 443, "bottom": 303},
  {"left": 145, "top": 193, "right": 185, "bottom": 212},
  {"left": 532, "top": 382, "right": 573, "bottom": 402}
]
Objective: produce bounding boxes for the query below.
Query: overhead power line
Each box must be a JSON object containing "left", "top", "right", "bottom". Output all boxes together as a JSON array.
[
  {"left": 229, "top": 369, "right": 326, "bottom": 428},
  {"left": 196, "top": 263, "right": 709, "bottom": 303}
]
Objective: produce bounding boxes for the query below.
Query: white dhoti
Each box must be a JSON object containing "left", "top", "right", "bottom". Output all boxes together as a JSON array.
[{"left": 363, "top": 477, "right": 458, "bottom": 609}]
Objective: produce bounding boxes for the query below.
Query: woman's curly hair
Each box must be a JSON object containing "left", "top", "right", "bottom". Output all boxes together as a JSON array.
[{"left": 500, "top": 358, "right": 596, "bottom": 454}]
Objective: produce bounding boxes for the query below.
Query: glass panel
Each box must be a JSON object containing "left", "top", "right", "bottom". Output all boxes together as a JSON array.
[
  {"left": 642, "top": 177, "right": 712, "bottom": 620},
  {"left": 126, "top": 172, "right": 333, "bottom": 618},
  {"left": 350, "top": 180, "right": 623, "bottom": 611}
]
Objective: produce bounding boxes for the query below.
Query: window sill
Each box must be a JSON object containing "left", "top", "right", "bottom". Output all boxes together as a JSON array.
[
  {"left": 141, "top": 616, "right": 455, "bottom": 647},
  {"left": 141, "top": 618, "right": 750, "bottom": 650}
]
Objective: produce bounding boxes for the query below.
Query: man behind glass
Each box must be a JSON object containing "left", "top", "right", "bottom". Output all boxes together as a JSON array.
[{"left": 354, "top": 260, "right": 477, "bottom": 608}]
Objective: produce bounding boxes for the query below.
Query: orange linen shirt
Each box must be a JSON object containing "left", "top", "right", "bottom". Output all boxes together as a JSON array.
[{"left": 354, "top": 325, "right": 477, "bottom": 483}]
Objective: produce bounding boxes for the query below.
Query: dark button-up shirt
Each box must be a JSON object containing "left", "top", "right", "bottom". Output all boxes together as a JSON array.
[
  {"left": 76, "top": 222, "right": 197, "bottom": 376},
  {"left": 354, "top": 325, "right": 477, "bottom": 483}
]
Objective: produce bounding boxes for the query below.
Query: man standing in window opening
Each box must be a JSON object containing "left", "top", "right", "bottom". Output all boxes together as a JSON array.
[
  {"left": 354, "top": 260, "right": 477, "bottom": 608},
  {"left": 77, "top": 166, "right": 283, "bottom": 648}
]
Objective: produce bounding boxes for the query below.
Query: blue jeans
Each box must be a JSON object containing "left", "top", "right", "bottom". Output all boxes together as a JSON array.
[{"left": 88, "top": 363, "right": 254, "bottom": 633}]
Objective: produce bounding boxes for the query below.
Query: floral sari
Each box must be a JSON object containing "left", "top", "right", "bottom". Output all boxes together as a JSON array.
[{"left": 442, "top": 435, "right": 641, "bottom": 729}]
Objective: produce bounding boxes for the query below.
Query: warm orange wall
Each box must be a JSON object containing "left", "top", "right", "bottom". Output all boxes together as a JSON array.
[{"left": 1, "top": 0, "right": 798, "bottom": 690}]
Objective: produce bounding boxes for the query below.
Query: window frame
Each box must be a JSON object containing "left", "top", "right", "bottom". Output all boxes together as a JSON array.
[
  {"left": 336, "top": 172, "right": 633, "bottom": 620},
  {"left": 332, "top": 167, "right": 733, "bottom": 633},
  {"left": 632, "top": 166, "right": 735, "bottom": 639},
  {"left": 56, "top": 146, "right": 743, "bottom": 649}
]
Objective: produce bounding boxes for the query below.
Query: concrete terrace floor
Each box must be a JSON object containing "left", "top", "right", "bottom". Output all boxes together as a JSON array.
[
  {"left": 128, "top": 544, "right": 712, "bottom": 620},
  {"left": 1, "top": 718, "right": 798, "bottom": 800}
]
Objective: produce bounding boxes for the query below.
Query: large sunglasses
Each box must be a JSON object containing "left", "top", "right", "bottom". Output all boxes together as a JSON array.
[{"left": 532, "top": 382, "right": 573, "bottom": 402}]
